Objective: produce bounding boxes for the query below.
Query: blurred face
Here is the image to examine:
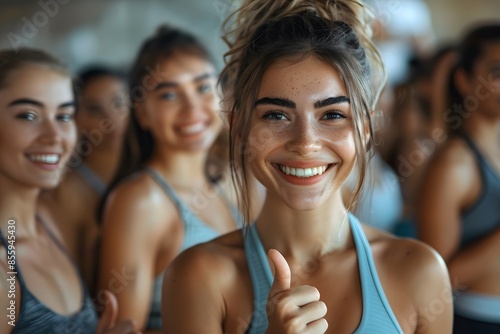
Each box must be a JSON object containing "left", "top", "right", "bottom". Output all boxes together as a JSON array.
[
  {"left": 77, "top": 75, "right": 129, "bottom": 148},
  {"left": 247, "top": 56, "right": 356, "bottom": 210},
  {"left": 461, "top": 42, "right": 500, "bottom": 118},
  {"left": 136, "top": 52, "right": 222, "bottom": 153},
  {"left": 0, "top": 65, "right": 77, "bottom": 189}
]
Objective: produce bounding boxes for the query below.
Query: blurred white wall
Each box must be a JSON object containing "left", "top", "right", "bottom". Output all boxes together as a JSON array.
[
  {"left": 0, "top": 0, "right": 499, "bottom": 73},
  {"left": 0, "top": 0, "right": 236, "bottom": 71}
]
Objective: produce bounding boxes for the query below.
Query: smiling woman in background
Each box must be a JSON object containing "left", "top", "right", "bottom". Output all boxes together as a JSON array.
[
  {"left": 39, "top": 66, "right": 130, "bottom": 292},
  {"left": 97, "top": 26, "right": 252, "bottom": 333},
  {"left": 0, "top": 48, "right": 138, "bottom": 334},
  {"left": 417, "top": 23, "right": 500, "bottom": 333}
]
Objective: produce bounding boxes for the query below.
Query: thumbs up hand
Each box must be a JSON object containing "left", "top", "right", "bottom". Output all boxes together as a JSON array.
[
  {"left": 96, "top": 290, "right": 141, "bottom": 334},
  {"left": 265, "top": 249, "right": 328, "bottom": 334}
]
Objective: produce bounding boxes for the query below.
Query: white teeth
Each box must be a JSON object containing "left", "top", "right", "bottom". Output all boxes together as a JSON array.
[
  {"left": 28, "top": 154, "right": 60, "bottom": 164},
  {"left": 179, "top": 123, "right": 205, "bottom": 135},
  {"left": 279, "top": 164, "right": 328, "bottom": 178}
]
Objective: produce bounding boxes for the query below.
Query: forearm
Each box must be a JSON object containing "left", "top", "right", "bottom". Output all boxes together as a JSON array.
[{"left": 448, "top": 228, "right": 500, "bottom": 289}]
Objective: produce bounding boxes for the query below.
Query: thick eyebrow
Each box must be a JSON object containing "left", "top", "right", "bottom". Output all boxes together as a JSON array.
[
  {"left": 194, "top": 73, "right": 213, "bottom": 82},
  {"left": 314, "top": 96, "right": 350, "bottom": 109},
  {"left": 7, "top": 98, "right": 75, "bottom": 109},
  {"left": 254, "top": 97, "right": 296, "bottom": 109},
  {"left": 154, "top": 72, "right": 214, "bottom": 91}
]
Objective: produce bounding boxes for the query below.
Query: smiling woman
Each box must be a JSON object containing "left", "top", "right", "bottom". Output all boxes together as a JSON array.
[
  {"left": 0, "top": 48, "right": 138, "bottom": 334},
  {"left": 96, "top": 25, "right": 250, "bottom": 333},
  {"left": 160, "top": 1, "right": 454, "bottom": 333}
]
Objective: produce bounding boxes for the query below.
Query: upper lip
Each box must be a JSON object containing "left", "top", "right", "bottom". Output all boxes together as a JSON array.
[{"left": 273, "top": 161, "right": 334, "bottom": 168}]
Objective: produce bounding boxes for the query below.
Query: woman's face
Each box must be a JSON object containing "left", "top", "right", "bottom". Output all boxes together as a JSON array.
[
  {"left": 136, "top": 52, "right": 222, "bottom": 153},
  {"left": 246, "top": 56, "right": 357, "bottom": 210},
  {"left": 461, "top": 42, "right": 500, "bottom": 118},
  {"left": 0, "top": 65, "right": 77, "bottom": 189},
  {"left": 77, "top": 75, "right": 130, "bottom": 149}
]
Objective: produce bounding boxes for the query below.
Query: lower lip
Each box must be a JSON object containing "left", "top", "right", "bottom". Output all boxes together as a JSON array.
[
  {"left": 29, "top": 160, "right": 60, "bottom": 171},
  {"left": 275, "top": 164, "right": 334, "bottom": 186}
]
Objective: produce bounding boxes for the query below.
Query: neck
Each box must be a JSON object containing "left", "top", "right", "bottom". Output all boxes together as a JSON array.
[
  {"left": 463, "top": 112, "right": 500, "bottom": 151},
  {"left": 0, "top": 177, "right": 39, "bottom": 236},
  {"left": 82, "top": 143, "right": 123, "bottom": 183},
  {"left": 148, "top": 147, "right": 210, "bottom": 188},
  {"left": 255, "top": 191, "right": 349, "bottom": 265}
]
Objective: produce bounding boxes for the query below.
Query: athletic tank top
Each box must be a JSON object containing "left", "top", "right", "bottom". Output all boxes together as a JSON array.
[
  {"left": 0, "top": 218, "right": 98, "bottom": 333},
  {"left": 244, "top": 213, "right": 403, "bottom": 334},
  {"left": 145, "top": 167, "right": 241, "bottom": 330},
  {"left": 459, "top": 133, "right": 500, "bottom": 247},
  {"left": 75, "top": 162, "right": 106, "bottom": 196}
]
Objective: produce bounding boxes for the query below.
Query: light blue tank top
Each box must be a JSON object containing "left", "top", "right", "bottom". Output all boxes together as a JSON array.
[
  {"left": 244, "top": 213, "right": 403, "bottom": 334},
  {"left": 459, "top": 133, "right": 500, "bottom": 247},
  {"left": 145, "top": 167, "right": 241, "bottom": 330}
]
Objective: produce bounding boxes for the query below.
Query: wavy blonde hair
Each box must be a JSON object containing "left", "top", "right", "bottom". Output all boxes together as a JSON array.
[{"left": 220, "top": 0, "right": 386, "bottom": 226}]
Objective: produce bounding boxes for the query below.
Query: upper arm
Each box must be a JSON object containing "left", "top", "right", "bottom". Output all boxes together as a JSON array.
[
  {"left": 396, "top": 240, "right": 453, "bottom": 334},
  {"left": 416, "top": 144, "right": 473, "bottom": 261},
  {"left": 162, "top": 247, "right": 225, "bottom": 334},
  {"left": 98, "top": 179, "right": 179, "bottom": 329},
  {"left": 411, "top": 243, "right": 453, "bottom": 334}
]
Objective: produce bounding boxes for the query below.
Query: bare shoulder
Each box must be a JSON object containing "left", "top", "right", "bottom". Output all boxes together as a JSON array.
[
  {"left": 427, "top": 137, "right": 476, "bottom": 183},
  {"left": 167, "top": 230, "right": 246, "bottom": 282},
  {"left": 365, "top": 226, "right": 450, "bottom": 300},
  {"left": 101, "top": 171, "right": 180, "bottom": 248},
  {"left": 104, "top": 171, "right": 176, "bottom": 226},
  {"left": 162, "top": 230, "right": 251, "bottom": 332},
  {"left": 365, "top": 225, "right": 446, "bottom": 273}
]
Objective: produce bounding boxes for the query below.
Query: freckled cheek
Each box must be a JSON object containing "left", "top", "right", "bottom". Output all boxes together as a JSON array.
[{"left": 247, "top": 126, "right": 282, "bottom": 153}]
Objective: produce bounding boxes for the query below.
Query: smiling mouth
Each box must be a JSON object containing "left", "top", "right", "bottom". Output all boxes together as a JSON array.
[
  {"left": 27, "top": 154, "right": 61, "bottom": 164},
  {"left": 177, "top": 122, "right": 207, "bottom": 135},
  {"left": 277, "top": 164, "right": 332, "bottom": 178}
]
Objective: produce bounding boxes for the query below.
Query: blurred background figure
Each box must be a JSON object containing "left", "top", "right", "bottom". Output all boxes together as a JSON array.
[
  {"left": 97, "top": 25, "right": 249, "bottom": 333},
  {"left": 417, "top": 23, "right": 500, "bottom": 333},
  {"left": 39, "top": 66, "right": 130, "bottom": 291}
]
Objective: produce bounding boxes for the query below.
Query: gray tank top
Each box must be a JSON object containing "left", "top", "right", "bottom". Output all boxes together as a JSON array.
[
  {"left": 460, "top": 133, "right": 500, "bottom": 247},
  {"left": 144, "top": 167, "right": 241, "bottom": 330},
  {"left": 0, "top": 217, "right": 98, "bottom": 333}
]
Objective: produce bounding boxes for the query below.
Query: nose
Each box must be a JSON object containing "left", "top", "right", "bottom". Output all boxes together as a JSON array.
[
  {"left": 39, "top": 118, "right": 62, "bottom": 144},
  {"left": 285, "top": 116, "right": 322, "bottom": 155},
  {"left": 182, "top": 92, "right": 204, "bottom": 117}
]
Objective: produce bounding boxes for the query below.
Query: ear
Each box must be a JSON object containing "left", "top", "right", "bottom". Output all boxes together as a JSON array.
[{"left": 454, "top": 68, "right": 472, "bottom": 98}]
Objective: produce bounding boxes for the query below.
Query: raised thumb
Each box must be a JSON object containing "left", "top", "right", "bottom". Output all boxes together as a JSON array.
[
  {"left": 96, "top": 290, "right": 118, "bottom": 333},
  {"left": 268, "top": 249, "right": 291, "bottom": 299}
]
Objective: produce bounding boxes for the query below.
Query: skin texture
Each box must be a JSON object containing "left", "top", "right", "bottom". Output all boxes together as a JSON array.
[
  {"left": 417, "top": 42, "right": 500, "bottom": 294},
  {"left": 39, "top": 75, "right": 130, "bottom": 290},
  {"left": 162, "top": 56, "right": 453, "bottom": 334},
  {"left": 0, "top": 65, "right": 138, "bottom": 334},
  {"left": 97, "top": 52, "right": 241, "bottom": 332}
]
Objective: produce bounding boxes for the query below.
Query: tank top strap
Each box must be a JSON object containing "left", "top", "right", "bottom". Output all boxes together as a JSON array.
[
  {"left": 458, "top": 132, "right": 500, "bottom": 180},
  {"left": 75, "top": 162, "right": 106, "bottom": 195},
  {"left": 349, "top": 214, "right": 403, "bottom": 333},
  {"left": 244, "top": 225, "right": 273, "bottom": 334},
  {"left": 0, "top": 226, "right": 29, "bottom": 287},
  {"left": 35, "top": 215, "right": 73, "bottom": 262},
  {"left": 144, "top": 166, "right": 188, "bottom": 212}
]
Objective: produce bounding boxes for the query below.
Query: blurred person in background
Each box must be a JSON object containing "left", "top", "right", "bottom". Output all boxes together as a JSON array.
[
  {"left": 0, "top": 48, "right": 138, "bottom": 334},
  {"left": 40, "top": 66, "right": 130, "bottom": 292},
  {"left": 97, "top": 25, "right": 258, "bottom": 333},
  {"left": 417, "top": 23, "right": 500, "bottom": 333}
]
